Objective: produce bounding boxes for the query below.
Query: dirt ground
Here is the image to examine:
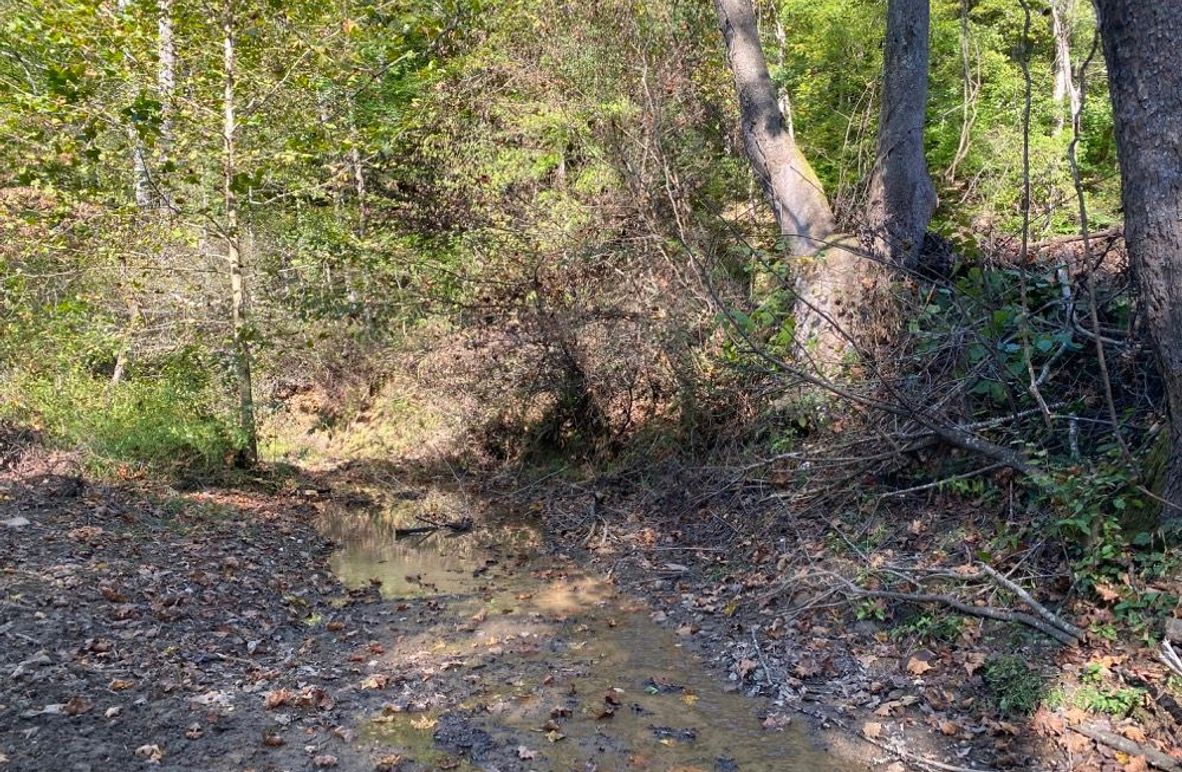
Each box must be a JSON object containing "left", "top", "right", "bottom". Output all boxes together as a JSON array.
[
  {"left": 3, "top": 433, "right": 1181, "bottom": 771},
  {"left": 0, "top": 447, "right": 849, "bottom": 771}
]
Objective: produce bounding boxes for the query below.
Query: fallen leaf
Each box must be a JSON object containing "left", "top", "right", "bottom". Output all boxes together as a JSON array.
[
  {"left": 135, "top": 744, "right": 164, "bottom": 764},
  {"left": 374, "top": 754, "right": 404, "bottom": 772},
  {"left": 863, "top": 721, "right": 883, "bottom": 739},
  {"left": 939, "top": 720, "right": 959, "bottom": 736},
  {"left": 264, "top": 688, "right": 293, "bottom": 709},
  {"left": 312, "top": 754, "right": 338, "bottom": 768},
  {"left": 963, "top": 652, "right": 987, "bottom": 677},
  {"left": 1094, "top": 584, "right": 1122, "bottom": 602},
  {"left": 906, "top": 656, "right": 933, "bottom": 676},
  {"left": 361, "top": 674, "right": 389, "bottom": 690},
  {"left": 516, "top": 746, "right": 538, "bottom": 760},
  {"left": 64, "top": 696, "right": 92, "bottom": 716},
  {"left": 108, "top": 678, "right": 134, "bottom": 692}
]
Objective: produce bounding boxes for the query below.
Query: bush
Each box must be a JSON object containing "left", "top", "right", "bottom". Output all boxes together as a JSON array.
[{"left": 0, "top": 360, "right": 241, "bottom": 476}]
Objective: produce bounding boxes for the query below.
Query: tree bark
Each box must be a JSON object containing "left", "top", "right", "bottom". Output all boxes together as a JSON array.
[
  {"left": 715, "top": 0, "right": 889, "bottom": 371},
  {"left": 1095, "top": 0, "right": 1182, "bottom": 526},
  {"left": 866, "top": 0, "right": 936, "bottom": 269},
  {"left": 1050, "top": 0, "right": 1080, "bottom": 136},
  {"left": 222, "top": 0, "right": 258, "bottom": 465},
  {"left": 713, "top": 0, "right": 834, "bottom": 256},
  {"left": 156, "top": 0, "right": 175, "bottom": 209}
]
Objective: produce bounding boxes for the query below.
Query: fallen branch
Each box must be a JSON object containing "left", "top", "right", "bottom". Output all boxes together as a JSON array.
[
  {"left": 1072, "top": 723, "right": 1182, "bottom": 772},
  {"left": 977, "top": 563, "right": 1085, "bottom": 640},
  {"left": 394, "top": 515, "right": 473, "bottom": 539},
  {"left": 853, "top": 587, "right": 1079, "bottom": 647}
]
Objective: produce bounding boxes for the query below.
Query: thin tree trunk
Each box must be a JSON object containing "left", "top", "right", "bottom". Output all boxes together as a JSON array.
[
  {"left": 945, "top": 0, "right": 979, "bottom": 184},
  {"left": 222, "top": 0, "right": 258, "bottom": 466},
  {"left": 866, "top": 0, "right": 936, "bottom": 269},
  {"left": 156, "top": 0, "right": 175, "bottom": 209},
  {"left": 115, "top": 0, "right": 153, "bottom": 208},
  {"left": 1095, "top": 0, "right": 1182, "bottom": 526},
  {"left": 1050, "top": 0, "right": 1080, "bottom": 136}
]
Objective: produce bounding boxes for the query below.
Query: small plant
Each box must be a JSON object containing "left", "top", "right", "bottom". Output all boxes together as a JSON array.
[
  {"left": 1072, "top": 684, "right": 1144, "bottom": 716},
  {"left": 890, "top": 612, "right": 964, "bottom": 643},
  {"left": 984, "top": 655, "right": 1046, "bottom": 716}
]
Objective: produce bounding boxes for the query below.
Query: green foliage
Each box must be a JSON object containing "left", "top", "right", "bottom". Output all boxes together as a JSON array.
[
  {"left": 984, "top": 655, "right": 1046, "bottom": 716},
  {"left": 1, "top": 365, "right": 239, "bottom": 475},
  {"left": 1071, "top": 663, "right": 1145, "bottom": 716}
]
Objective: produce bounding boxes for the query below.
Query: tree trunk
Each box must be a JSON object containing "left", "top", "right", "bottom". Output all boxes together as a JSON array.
[
  {"left": 1050, "top": 0, "right": 1080, "bottom": 136},
  {"left": 222, "top": 0, "right": 258, "bottom": 465},
  {"left": 1095, "top": 0, "right": 1182, "bottom": 526},
  {"left": 866, "top": 0, "right": 936, "bottom": 269},
  {"left": 156, "top": 0, "right": 175, "bottom": 209},
  {"left": 715, "top": 0, "right": 886, "bottom": 372},
  {"left": 713, "top": 0, "right": 834, "bottom": 255}
]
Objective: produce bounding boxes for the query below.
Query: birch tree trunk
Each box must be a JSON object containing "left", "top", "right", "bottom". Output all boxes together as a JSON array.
[
  {"left": 222, "top": 0, "right": 259, "bottom": 465},
  {"left": 715, "top": 0, "right": 884, "bottom": 372},
  {"left": 1050, "top": 0, "right": 1080, "bottom": 136},
  {"left": 156, "top": 0, "right": 175, "bottom": 209},
  {"left": 866, "top": 0, "right": 936, "bottom": 269},
  {"left": 1095, "top": 0, "right": 1182, "bottom": 527}
]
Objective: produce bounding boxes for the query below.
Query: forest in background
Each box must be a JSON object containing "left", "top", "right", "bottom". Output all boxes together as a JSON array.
[{"left": 4, "top": 0, "right": 1182, "bottom": 767}]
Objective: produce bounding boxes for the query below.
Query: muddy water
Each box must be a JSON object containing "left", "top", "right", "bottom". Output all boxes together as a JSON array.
[{"left": 318, "top": 485, "right": 841, "bottom": 771}]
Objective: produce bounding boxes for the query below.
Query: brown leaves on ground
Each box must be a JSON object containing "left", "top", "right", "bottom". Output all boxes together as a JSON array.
[{"left": 263, "top": 686, "right": 335, "bottom": 711}]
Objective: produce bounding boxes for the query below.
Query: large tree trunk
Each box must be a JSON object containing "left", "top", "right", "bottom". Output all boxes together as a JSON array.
[
  {"left": 714, "top": 0, "right": 834, "bottom": 255},
  {"left": 222, "top": 0, "right": 258, "bottom": 466},
  {"left": 866, "top": 0, "right": 936, "bottom": 269},
  {"left": 1095, "top": 0, "right": 1182, "bottom": 526},
  {"left": 715, "top": 0, "right": 886, "bottom": 372}
]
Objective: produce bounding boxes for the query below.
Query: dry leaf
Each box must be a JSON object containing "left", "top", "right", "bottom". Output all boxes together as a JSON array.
[
  {"left": 963, "top": 652, "right": 987, "bottom": 677},
  {"left": 516, "top": 746, "right": 538, "bottom": 760},
  {"left": 906, "top": 656, "right": 934, "bottom": 676},
  {"left": 263, "top": 688, "right": 293, "bottom": 709},
  {"left": 863, "top": 721, "right": 884, "bottom": 739},
  {"left": 361, "top": 674, "right": 389, "bottom": 690},
  {"left": 939, "top": 720, "right": 959, "bottom": 736},
  {"left": 312, "top": 754, "right": 338, "bottom": 768},
  {"left": 1122, "top": 726, "right": 1148, "bottom": 743},
  {"left": 134, "top": 744, "right": 164, "bottom": 764},
  {"left": 64, "top": 696, "right": 92, "bottom": 716},
  {"left": 1094, "top": 584, "right": 1122, "bottom": 602}
]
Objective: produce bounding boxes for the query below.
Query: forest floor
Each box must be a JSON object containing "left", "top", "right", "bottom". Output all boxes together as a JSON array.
[{"left": 2, "top": 431, "right": 1181, "bottom": 771}]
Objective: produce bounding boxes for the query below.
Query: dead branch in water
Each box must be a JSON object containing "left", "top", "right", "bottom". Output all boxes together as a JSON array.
[{"left": 394, "top": 515, "right": 474, "bottom": 539}]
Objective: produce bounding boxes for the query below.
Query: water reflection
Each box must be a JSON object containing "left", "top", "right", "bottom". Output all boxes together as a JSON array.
[{"left": 318, "top": 481, "right": 841, "bottom": 771}]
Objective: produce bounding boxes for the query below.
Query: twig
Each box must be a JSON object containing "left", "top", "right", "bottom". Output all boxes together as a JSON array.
[
  {"left": 878, "top": 463, "right": 1004, "bottom": 499},
  {"left": 751, "top": 630, "right": 776, "bottom": 689},
  {"left": 1072, "top": 723, "right": 1182, "bottom": 772},
  {"left": 977, "top": 563, "right": 1084, "bottom": 640},
  {"left": 849, "top": 586, "right": 1079, "bottom": 646}
]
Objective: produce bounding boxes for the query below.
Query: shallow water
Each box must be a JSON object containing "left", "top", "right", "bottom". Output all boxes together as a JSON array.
[{"left": 319, "top": 483, "right": 842, "bottom": 771}]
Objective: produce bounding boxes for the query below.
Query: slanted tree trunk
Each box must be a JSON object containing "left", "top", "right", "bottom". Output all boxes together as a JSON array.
[
  {"left": 1094, "top": 0, "right": 1182, "bottom": 527},
  {"left": 714, "top": 0, "right": 834, "bottom": 255},
  {"left": 222, "top": 0, "right": 258, "bottom": 465},
  {"left": 715, "top": 0, "right": 885, "bottom": 371},
  {"left": 866, "top": 0, "right": 936, "bottom": 269}
]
